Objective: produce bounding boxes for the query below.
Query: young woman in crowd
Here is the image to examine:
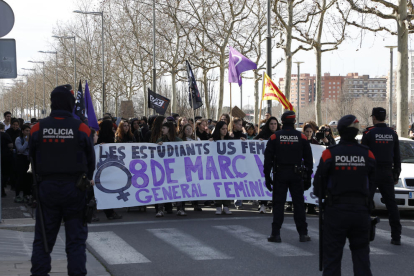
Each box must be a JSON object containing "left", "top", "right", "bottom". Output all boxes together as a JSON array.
[
  {"left": 97, "top": 120, "right": 123, "bottom": 220},
  {"left": 149, "top": 116, "right": 166, "bottom": 143},
  {"left": 176, "top": 117, "right": 188, "bottom": 135},
  {"left": 317, "top": 124, "right": 336, "bottom": 146},
  {"left": 230, "top": 118, "right": 247, "bottom": 139},
  {"left": 14, "top": 125, "right": 31, "bottom": 203},
  {"left": 179, "top": 124, "right": 200, "bottom": 141},
  {"left": 209, "top": 121, "right": 234, "bottom": 215},
  {"left": 178, "top": 123, "right": 203, "bottom": 211},
  {"left": 115, "top": 121, "right": 136, "bottom": 143},
  {"left": 195, "top": 119, "right": 210, "bottom": 140},
  {"left": 254, "top": 116, "right": 280, "bottom": 141},
  {"left": 254, "top": 116, "right": 281, "bottom": 213},
  {"left": 303, "top": 123, "right": 319, "bottom": 145},
  {"left": 130, "top": 118, "right": 143, "bottom": 142},
  {"left": 219, "top": 113, "right": 231, "bottom": 125},
  {"left": 245, "top": 123, "right": 257, "bottom": 140},
  {"left": 155, "top": 122, "right": 185, "bottom": 217},
  {"left": 301, "top": 123, "right": 318, "bottom": 215}
]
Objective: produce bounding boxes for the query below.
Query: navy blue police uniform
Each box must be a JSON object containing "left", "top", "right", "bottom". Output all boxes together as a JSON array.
[
  {"left": 314, "top": 115, "right": 376, "bottom": 276},
  {"left": 361, "top": 107, "right": 402, "bottom": 244},
  {"left": 264, "top": 111, "right": 313, "bottom": 242},
  {"left": 30, "top": 85, "right": 95, "bottom": 276}
]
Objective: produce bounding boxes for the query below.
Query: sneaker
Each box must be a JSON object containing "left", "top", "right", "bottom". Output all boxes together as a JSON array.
[
  {"left": 155, "top": 211, "right": 164, "bottom": 217},
  {"left": 177, "top": 210, "right": 187, "bottom": 216},
  {"left": 252, "top": 200, "right": 259, "bottom": 207},
  {"left": 194, "top": 207, "right": 203, "bottom": 211},
  {"left": 259, "top": 204, "right": 267, "bottom": 214},
  {"left": 223, "top": 207, "right": 232, "bottom": 215},
  {"left": 14, "top": 196, "right": 23, "bottom": 203},
  {"left": 215, "top": 207, "right": 222, "bottom": 215}
]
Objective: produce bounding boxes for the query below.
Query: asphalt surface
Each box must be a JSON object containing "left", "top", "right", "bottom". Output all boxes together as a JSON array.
[
  {"left": 2, "top": 188, "right": 414, "bottom": 276},
  {"left": 85, "top": 204, "right": 414, "bottom": 276}
]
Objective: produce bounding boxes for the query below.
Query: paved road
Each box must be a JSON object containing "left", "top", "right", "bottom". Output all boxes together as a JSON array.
[{"left": 86, "top": 205, "right": 414, "bottom": 276}]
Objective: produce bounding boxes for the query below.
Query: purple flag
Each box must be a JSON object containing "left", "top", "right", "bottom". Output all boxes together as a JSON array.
[
  {"left": 85, "top": 81, "right": 99, "bottom": 130},
  {"left": 228, "top": 46, "right": 257, "bottom": 86}
]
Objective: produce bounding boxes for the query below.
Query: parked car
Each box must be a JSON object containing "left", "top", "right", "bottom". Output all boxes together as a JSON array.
[{"left": 335, "top": 135, "right": 414, "bottom": 210}]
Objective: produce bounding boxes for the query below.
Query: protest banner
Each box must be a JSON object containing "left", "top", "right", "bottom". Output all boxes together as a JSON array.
[
  {"left": 93, "top": 141, "right": 325, "bottom": 210},
  {"left": 119, "top": 100, "right": 135, "bottom": 119}
]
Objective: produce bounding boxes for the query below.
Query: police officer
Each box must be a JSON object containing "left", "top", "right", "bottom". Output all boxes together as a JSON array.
[
  {"left": 361, "top": 107, "right": 402, "bottom": 245},
  {"left": 314, "top": 115, "right": 376, "bottom": 275},
  {"left": 264, "top": 111, "right": 313, "bottom": 243},
  {"left": 30, "top": 85, "right": 95, "bottom": 276}
]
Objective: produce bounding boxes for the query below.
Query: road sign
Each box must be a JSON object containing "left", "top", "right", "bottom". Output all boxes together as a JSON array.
[
  {"left": 0, "top": 39, "right": 17, "bottom": 79},
  {"left": 0, "top": 1, "right": 15, "bottom": 37}
]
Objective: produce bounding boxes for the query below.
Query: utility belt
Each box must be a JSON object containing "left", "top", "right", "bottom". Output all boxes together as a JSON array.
[
  {"left": 327, "top": 194, "right": 369, "bottom": 207},
  {"left": 274, "top": 164, "right": 305, "bottom": 177}
]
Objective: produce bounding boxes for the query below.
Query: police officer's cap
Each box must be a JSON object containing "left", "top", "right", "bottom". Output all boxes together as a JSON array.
[
  {"left": 281, "top": 111, "right": 296, "bottom": 123},
  {"left": 337, "top": 115, "right": 360, "bottom": 131},
  {"left": 50, "top": 84, "right": 75, "bottom": 112},
  {"left": 371, "top": 107, "right": 386, "bottom": 120}
]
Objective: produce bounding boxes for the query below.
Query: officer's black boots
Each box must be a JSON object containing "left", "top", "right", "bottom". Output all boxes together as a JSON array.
[
  {"left": 268, "top": 235, "right": 282, "bottom": 243},
  {"left": 299, "top": 235, "right": 311, "bottom": 242},
  {"left": 391, "top": 239, "right": 401, "bottom": 245}
]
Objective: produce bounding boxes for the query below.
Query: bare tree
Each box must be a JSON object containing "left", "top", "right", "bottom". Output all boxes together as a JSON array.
[{"left": 340, "top": 0, "right": 414, "bottom": 137}]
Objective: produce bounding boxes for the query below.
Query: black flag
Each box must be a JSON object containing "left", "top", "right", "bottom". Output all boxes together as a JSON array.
[
  {"left": 73, "top": 80, "right": 88, "bottom": 125},
  {"left": 148, "top": 88, "right": 170, "bottom": 115},
  {"left": 186, "top": 60, "right": 203, "bottom": 110}
]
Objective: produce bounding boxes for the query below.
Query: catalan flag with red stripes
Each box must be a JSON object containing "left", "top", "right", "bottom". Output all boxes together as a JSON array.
[{"left": 262, "top": 72, "right": 295, "bottom": 112}]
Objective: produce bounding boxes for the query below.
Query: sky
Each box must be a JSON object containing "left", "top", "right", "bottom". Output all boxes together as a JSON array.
[{"left": 1, "top": 0, "right": 411, "bottom": 110}]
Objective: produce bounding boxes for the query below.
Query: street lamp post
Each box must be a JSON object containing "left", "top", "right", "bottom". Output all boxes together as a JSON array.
[
  {"left": 385, "top": 46, "right": 397, "bottom": 128},
  {"left": 74, "top": 10, "right": 105, "bottom": 116},
  {"left": 22, "top": 68, "right": 36, "bottom": 118},
  {"left": 266, "top": 0, "right": 272, "bottom": 115},
  {"left": 38, "top": 51, "right": 58, "bottom": 87},
  {"left": 18, "top": 75, "right": 28, "bottom": 118},
  {"left": 53, "top": 35, "right": 76, "bottom": 89},
  {"left": 293, "top": 61, "right": 304, "bottom": 127},
  {"left": 29, "top": 61, "right": 46, "bottom": 118}
]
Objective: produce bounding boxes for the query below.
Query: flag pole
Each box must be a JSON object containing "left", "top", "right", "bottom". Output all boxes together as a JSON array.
[
  {"left": 229, "top": 82, "right": 233, "bottom": 132},
  {"left": 259, "top": 72, "right": 265, "bottom": 121}
]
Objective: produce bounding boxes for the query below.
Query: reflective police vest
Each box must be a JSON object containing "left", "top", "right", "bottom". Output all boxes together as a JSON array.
[
  {"left": 326, "top": 144, "right": 372, "bottom": 198},
  {"left": 36, "top": 117, "right": 88, "bottom": 176}
]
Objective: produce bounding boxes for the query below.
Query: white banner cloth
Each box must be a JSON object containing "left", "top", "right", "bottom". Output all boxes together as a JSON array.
[{"left": 93, "top": 141, "right": 325, "bottom": 209}]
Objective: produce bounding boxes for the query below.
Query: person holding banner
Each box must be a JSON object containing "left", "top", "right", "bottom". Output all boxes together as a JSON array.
[
  {"left": 156, "top": 122, "right": 185, "bottom": 217},
  {"left": 209, "top": 121, "right": 234, "bottom": 215},
  {"left": 115, "top": 121, "right": 136, "bottom": 143},
  {"left": 254, "top": 116, "right": 281, "bottom": 214},
  {"left": 264, "top": 111, "right": 313, "bottom": 243},
  {"left": 179, "top": 124, "right": 200, "bottom": 141}
]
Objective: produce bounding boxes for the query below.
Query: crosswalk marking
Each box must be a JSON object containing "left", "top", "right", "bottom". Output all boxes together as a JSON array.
[
  {"left": 403, "top": 226, "right": 414, "bottom": 231},
  {"left": 214, "top": 225, "right": 313, "bottom": 257},
  {"left": 376, "top": 229, "right": 414, "bottom": 247},
  {"left": 87, "top": 231, "right": 151, "bottom": 265},
  {"left": 283, "top": 224, "right": 394, "bottom": 255},
  {"left": 148, "top": 228, "right": 231, "bottom": 260}
]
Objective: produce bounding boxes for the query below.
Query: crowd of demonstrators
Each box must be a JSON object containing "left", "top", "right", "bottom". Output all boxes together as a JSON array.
[{"left": 0, "top": 111, "right": 37, "bottom": 203}]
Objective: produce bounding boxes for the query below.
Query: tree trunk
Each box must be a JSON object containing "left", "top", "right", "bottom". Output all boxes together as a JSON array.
[
  {"left": 203, "top": 68, "right": 210, "bottom": 119},
  {"left": 397, "top": 0, "right": 409, "bottom": 137},
  {"left": 171, "top": 70, "right": 177, "bottom": 114}
]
